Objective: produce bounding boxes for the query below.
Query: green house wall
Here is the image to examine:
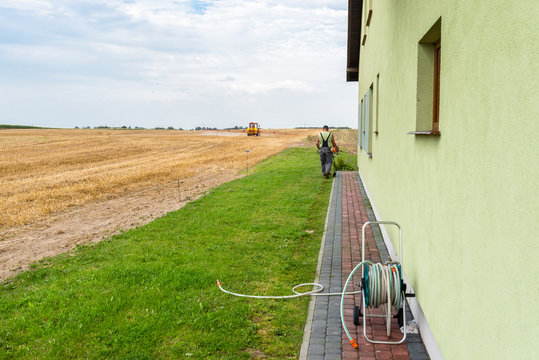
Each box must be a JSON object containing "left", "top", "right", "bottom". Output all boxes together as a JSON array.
[{"left": 354, "top": 1, "right": 539, "bottom": 358}]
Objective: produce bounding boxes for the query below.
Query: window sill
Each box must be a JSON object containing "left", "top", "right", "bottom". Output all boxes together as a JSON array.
[
  {"left": 407, "top": 130, "right": 441, "bottom": 135},
  {"left": 359, "top": 149, "right": 372, "bottom": 158}
]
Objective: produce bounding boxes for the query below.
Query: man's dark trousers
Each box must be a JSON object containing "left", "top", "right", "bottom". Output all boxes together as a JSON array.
[{"left": 319, "top": 147, "right": 333, "bottom": 175}]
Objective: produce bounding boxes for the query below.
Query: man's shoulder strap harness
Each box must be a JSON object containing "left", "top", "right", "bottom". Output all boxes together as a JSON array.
[{"left": 320, "top": 132, "right": 332, "bottom": 148}]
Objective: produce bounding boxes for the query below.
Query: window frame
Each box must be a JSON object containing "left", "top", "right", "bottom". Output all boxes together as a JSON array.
[
  {"left": 409, "top": 18, "right": 442, "bottom": 136},
  {"left": 360, "top": 84, "right": 374, "bottom": 156},
  {"left": 432, "top": 39, "right": 441, "bottom": 131}
]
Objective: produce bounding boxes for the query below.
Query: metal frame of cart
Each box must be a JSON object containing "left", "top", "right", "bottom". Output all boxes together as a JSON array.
[{"left": 359, "top": 221, "right": 406, "bottom": 344}]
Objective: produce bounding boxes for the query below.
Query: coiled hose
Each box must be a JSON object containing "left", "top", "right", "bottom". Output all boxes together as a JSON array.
[{"left": 340, "top": 260, "right": 402, "bottom": 348}]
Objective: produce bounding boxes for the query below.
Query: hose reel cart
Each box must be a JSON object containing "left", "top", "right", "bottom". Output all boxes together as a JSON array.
[{"left": 340, "top": 221, "right": 413, "bottom": 349}]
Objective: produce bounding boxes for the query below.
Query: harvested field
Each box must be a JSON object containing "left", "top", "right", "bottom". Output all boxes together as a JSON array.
[
  {"left": 0, "top": 128, "right": 357, "bottom": 279},
  {"left": 333, "top": 129, "right": 358, "bottom": 152},
  {"left": 0, "top": 129, "right": 315, "bottom": 229}
]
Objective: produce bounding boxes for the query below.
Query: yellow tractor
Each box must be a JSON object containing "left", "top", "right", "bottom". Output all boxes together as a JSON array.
[{"left": 247, "top": 122, "right": 261, "bottom": 136}]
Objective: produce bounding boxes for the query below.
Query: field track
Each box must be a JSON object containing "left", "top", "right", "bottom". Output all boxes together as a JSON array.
[{"left": 0, "top": 128, "right": 357, "bottom": 279}]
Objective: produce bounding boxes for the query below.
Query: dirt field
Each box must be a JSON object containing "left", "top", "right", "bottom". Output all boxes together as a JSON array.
[{"left": 0, "top": 128, "right": 357, "bottom": 279}]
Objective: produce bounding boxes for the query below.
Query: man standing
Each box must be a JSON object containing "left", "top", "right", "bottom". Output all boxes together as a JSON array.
[{"left": 316, "top": 125, "right": 338, "bottom": 178}]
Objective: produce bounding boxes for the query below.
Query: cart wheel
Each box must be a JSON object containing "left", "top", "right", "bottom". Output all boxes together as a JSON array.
[
  {"left": 397, "top": 307, "right": 404, "bottom": 328},
  {"left": 353, "top": 305, "right": 362, "bottom": 326}
]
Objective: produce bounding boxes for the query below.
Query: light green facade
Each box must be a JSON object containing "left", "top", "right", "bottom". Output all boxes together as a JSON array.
[{"left": 353, "top": 1, "right": 539, "bottom": 358}]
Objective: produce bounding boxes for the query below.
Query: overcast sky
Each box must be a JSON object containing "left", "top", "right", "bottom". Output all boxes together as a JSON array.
[{"left": 0, "top": 0, "right": 357, "bottom": 129}]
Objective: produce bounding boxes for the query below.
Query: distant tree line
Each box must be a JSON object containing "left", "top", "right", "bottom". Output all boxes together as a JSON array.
[
  {"left": 0, "top": 124, "right": 50, "bottom": 129},
  {"left": 193, "top": 126, "right": 218, "bottom": 130},
  {"left": 295, "top": 126, "right": 352, "bottom": 129},
  {"left": 75, "top": 126, "right": 184, "bottom": 130}
]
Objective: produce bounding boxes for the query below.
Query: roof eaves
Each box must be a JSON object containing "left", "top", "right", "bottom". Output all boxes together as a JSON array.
[{"left": 346, "top": 0, "right": 363, "bottom": 82}]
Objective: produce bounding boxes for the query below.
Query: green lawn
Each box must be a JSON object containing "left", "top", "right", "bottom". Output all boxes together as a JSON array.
[{"left": 0, "top": 147, "right": 337, "bottom": 359}]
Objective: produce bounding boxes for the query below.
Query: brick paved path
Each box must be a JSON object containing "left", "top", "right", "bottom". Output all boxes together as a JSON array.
[{"left": 303, "top": 172, "right": 428, "bottom": 360}]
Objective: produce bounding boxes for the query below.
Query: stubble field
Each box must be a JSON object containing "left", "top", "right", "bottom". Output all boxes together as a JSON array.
[
  {"left": 0, "top": 128, "right": 322, "bottom": 278},
  {"left": 0, "top": 129, "right": 322, "bottom": 229}
]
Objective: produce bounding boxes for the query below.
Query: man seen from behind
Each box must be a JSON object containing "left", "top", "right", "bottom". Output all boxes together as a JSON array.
[{"left": 316, "top": 125, "right": 338, "bottom": 179}]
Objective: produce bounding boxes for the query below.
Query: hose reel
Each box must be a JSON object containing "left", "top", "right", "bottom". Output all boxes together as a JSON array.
[
  {"left": 352, "top": 262, "right": 404, "bottom": 335},
  {"left": 340, "top": 221, "right": 409, "bottom": 349}
]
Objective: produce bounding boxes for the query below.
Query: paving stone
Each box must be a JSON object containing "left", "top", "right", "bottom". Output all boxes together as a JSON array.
[
  {"left": 309, "top": 343, "right": 325, "bottom": 355},
  {"left": 310, "top": 337, "right": 325, "bottom": 345},
  {"left": 327, "top": 327, "right": 342, "bottom": 336},
  {"left": 325, "top": 341, "right": 341, "bottom": 350},
  {"left": 325, "top": 350, "right": 342, "bottom": 358},
  {"left": 406, "top": 334, "right": 422, "bottom": 343},
  {"left": 326, "top": 335, "right": 341, "bottom": 344},
  {"left": 407, "top": 342, "right": 429, "bottom": 360},
  {"left": 310, "top": 334, "right": 327, "bottom": 343},
  {"left": 314, "top": 310, "right": 328, "bottom": 320},
  {"left": 311, "top": 326, "right": 327, "bottom": 337}
]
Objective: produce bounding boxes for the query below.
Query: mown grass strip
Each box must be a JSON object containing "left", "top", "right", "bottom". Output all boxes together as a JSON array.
[{"left": 0, "top": 147, "right": 334, "bottom": 359}]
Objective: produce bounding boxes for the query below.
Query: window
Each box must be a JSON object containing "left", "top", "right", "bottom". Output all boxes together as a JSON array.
[
  {"left": 375, "top": 73, "right": 380, "bottom": 134},
  {"left": 410, "top": 18, "right": 442, "bottom": 135},
  {"left": 360, "top": 84, "right": 373, "bottom": 156},
  {"left": 358, "top": 100, "right": 363, "bottom": 149},
  {"left": 432, "top": 39, "right": 441, "bottom": 131}
]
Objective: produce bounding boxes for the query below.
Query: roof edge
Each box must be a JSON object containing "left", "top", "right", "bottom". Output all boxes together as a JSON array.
[{"left": 346, "top": 0, "right": 363, "bottom": 82}]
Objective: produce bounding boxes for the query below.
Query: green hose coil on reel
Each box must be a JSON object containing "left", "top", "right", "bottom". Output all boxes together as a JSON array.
[
  {"left": 363, "top": 262, "right": 402, "bottom": 309},
  {"left": 363, "top": 264, "right": 370, "bottom": 307}
]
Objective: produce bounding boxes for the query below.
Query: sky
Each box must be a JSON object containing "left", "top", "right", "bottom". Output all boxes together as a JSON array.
[{"left": 0, "top": 0, "right": 358, "bottom": 129}]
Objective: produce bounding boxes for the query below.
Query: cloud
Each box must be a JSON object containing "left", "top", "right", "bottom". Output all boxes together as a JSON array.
[
  {"left": 229, "top": 80, "right": 315, "bottom": 94},
  {"left": 0, "top": 0, "right": 357, "bottom": 129},
  {"left": 0, "top": 0, "right": 53, "bottom": 14},
  {"left": 218, "top": 76, "right": 235, "bottom": 82}
]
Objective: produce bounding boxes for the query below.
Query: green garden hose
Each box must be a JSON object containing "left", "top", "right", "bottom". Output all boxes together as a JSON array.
[
  {"left": 217, "top": 280, "right": 361, "bottom": 299},
  {"left": 217, "top": 260, "right": 402, "bottom": 350},
  {"left": 340, "top": 260, "right": 402, "bottom": 348}
]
